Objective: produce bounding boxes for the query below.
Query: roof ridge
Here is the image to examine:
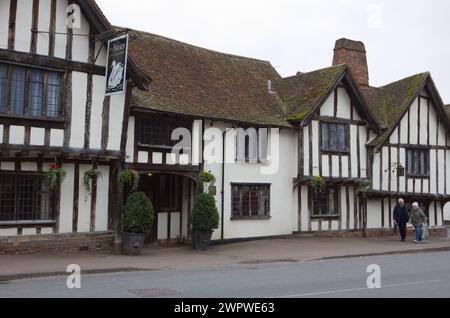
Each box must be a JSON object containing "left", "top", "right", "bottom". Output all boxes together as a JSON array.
[
  {"left": 122, "top": 26, "right": 275, "bottom": 65},
  {"left": 283, "top": 64, "right": 346, "bottom": 80},
  {"left": 372, "top": 72, "right": 430, "bottom": 89}
]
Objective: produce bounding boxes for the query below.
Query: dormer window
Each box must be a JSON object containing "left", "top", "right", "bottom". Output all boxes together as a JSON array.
[
  {"left": 321, "top": 122, "right": 349, "bottom": 153},
  {"left": 0, "top": 63, "right": 63, "bottom": 119}
]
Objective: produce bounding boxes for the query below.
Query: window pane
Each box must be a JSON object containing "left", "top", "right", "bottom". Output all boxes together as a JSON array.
[
  {"left": 232, "top": 185, "right": 270, "bottom": 217},
  {"left": 29, "top": 70, "right": 44, "bottom": 117},
  {"left": 0, "top": 65, "right": 7, "bottom": 113},
  {"left": 47, "top": 72, "right": 61, "bottom": 117},
  {"left": 338, "top": 125, "right": 346, "bottom": 151},
  {"left": 321, "top": 124, "right": 329, "bottom": 149},
  {"left": 11, "top": 67, "right": 26, "bottom": 115},
  {"left": 0, "top": 176, "right": 16, "bottom": 221},
  {"left": 0, "top": 175, "right": 52, "bottom": 222},
  {"left": 18, "top": 178, "right": 34, "bottom": 221},
  {"left": 329, "top": 124, "right": 337, "bottom": 151}
]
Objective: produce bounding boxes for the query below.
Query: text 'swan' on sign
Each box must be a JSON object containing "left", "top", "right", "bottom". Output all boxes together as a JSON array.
[{"left": 105, "top": 35, "right": 128, "bottom": 96}]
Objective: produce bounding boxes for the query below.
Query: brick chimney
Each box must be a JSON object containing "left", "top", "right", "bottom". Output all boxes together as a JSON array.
[{"left": 333, "top": 38, "right": 369, "bottom": 87}]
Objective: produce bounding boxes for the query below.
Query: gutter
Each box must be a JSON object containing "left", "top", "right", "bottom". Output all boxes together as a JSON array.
[{"left": 221, "top": 129, "right": 227, "bottom": 240}]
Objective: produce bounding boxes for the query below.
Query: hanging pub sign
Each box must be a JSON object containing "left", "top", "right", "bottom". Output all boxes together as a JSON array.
[{"left": 105, "top": 35, "right": 129, "bottom": 96}]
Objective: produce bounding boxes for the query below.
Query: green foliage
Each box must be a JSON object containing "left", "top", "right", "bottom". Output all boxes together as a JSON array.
[
  {"left": 358, "top": 179, "right": 373, "bottom": 192},
  {"left": 191, "top": 193, "right": 219, "bottom": 232},
  {"left": 199, "top": 171, "right": 216, "bottom": 185},
  {"left": 83, "top": 168, "right": 102, "bottom": 195},
  {"left": 122, "top": 192, "right": 155, "bottom": 234},
  {"left": 309, "top": 176, "right": 326, "bottom": 192},
  {"left": 44, "top": 165, "right": 67, "bottom": 191},
  {"left": 120, "top": 169, "right": 140, "bottom": 192}
]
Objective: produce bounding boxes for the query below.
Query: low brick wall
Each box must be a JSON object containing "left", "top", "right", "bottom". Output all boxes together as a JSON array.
[
  {"left": 294, "top": 227, "right": 448, "bottom": 239},
  {"left": 0, "top": 232, "right": 114, "bottom": 255}
]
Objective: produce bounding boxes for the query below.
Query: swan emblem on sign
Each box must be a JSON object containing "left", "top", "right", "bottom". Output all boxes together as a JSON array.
[{"left": 108, "top": 60, "right": 124, "bottom": 90}]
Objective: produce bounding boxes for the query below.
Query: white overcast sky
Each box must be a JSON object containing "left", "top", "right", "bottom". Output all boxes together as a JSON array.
[{"left": 96, "top": 0, "right": 450, "bottom": 103}]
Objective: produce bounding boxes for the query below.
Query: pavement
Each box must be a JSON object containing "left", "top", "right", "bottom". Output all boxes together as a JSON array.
[{"left": 1, "top": 234, "right": 450, "bottom": 282}]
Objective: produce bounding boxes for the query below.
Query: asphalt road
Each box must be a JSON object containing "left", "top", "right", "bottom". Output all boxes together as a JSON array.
[{"left": 1, "top": 251, "right": 450, "bottom": 298}]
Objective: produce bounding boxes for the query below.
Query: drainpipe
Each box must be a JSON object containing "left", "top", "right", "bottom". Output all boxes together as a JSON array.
[{"left": 221, "top": 129, "right": 226, "bottom": 240}]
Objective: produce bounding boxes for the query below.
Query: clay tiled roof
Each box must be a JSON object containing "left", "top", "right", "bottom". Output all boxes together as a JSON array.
[
  {"left": 128, "top": 30, "right": 291, "bottom": 127},
  {"left": 362, "top": 73, "right": 429, "bottom": 147},
  {"left": 280, "top": 65, "right": 347, "bottom": 121}
]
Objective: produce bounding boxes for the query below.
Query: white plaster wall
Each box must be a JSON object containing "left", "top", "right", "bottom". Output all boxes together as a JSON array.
[
  {"left": 9, "top": 126, "right": 25, "bottom": 145},
  {"left": 126, "top": 116, "right": 135, "bottom": 163},
  {"left": 30, "top": 128, "right": 45, "bottom": 146},
  {"left": 350, "top": 125, "right": 358, "bottom": 178},
  {"left": 13, "top": 0, "right": 33, "bottom": 52},
  {"left": 36, "top": 0, "right": 51, "bottom": 55},
  {"left": 320, "top": 90, "right": 334, "bottom": 117},
  {"left": 367, "top": 199, "right": 382, "bottom": 229},
  {"left": 95, "top": 165, "right": 109, "bottom": 232},
  {"left": 50, "top": 129, "right": 64, "bottom": 147},
  {"left": 21, "top": 162, "right": 38, "bottom": 171},
  {"left": 107, "top": 93, "right": 125, "bottom": 151},
  {"left": 337, "top": 87, "right": 351, "bottom": 119},
  {"left": 69, "top": 72, "right": 87, "bottom": 148},
  {"left": 54, "top": 0, "right": 68, "bottom": 58},
  {"left": 89, "top": 75, "right": 106, "bottom": 149},
  {"left": 205, "top": 121, "right": 298, "bottom": 240},
  {"left": 77, "top": 164, "right": 92, "bottom": 233},
  {"left": 59, "top": 163, "right": 75, "bottom": 233},
  {"left": 0, "top": 0, "right": 10, "bottom": 50},
  {"left": 71, "top": 14, "right": 90, "bottom": 63},
  {"left": 303, "top": 126, "right": 310, "bottom": 176}
]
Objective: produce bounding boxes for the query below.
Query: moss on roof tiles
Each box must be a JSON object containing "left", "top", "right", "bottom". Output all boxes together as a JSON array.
[
  {"left": 282, "top": 65, "right": 346, "bottom": 122},
  {"left": 364, "top": 72, "right": 429, "bottom": 147}
]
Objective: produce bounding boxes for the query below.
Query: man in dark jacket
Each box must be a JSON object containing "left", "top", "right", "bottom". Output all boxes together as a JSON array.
[{"left": 393, "top": 198, "right": 409, "bottom": 242}]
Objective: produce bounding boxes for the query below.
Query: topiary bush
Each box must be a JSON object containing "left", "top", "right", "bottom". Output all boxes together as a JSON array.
[
  {"left": 122, "top": 192, "right": 155, "bottom": 234},
  {"left": 192, "top": 193, "right": 219, "bottom": 232}
]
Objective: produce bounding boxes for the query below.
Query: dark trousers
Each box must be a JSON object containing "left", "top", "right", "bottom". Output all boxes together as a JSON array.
[{"left": 398, "top": 222, "right": 407, "bottom": 241}]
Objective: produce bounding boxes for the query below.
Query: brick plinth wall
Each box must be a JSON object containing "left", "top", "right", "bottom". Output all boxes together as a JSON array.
[
  {"left": 295, "top": 227, "right": 448, "bottom": 239},
  {"left": 0, "top": 232, "right": 114, "bottom": 255}
]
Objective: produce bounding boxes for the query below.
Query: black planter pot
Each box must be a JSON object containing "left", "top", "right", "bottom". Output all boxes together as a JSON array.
[
  {"left": 192, "top": 230, "right": 213, "bottom": 251},
  {"left": 122, "top": 232, "right": 147, "bottom": 255}
]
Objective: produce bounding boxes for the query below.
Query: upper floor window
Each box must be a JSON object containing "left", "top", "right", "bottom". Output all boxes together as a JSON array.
[
  {"left": 312, "top": 186, "right": 339, "bottom": 217},
  {"left": 406, "top": 149, "right": 429, "bottom": 178},
  {"left": 138, "top": 117, "right": 191, "bottom": 148},
  {"left": 0, "top": 63, "right": 63, "bottom": 119},
  {"left": 232, "top": 184, "right": 270, "bottom": 218},
  {"left": 321, "top": 122, "right": 349, "bottom": 153},
  {"left": 235, "top": 128, "right": 268, "bottom": 163},
  {"left": 0, "top": 173, "right": 53, "bottom": 222}
]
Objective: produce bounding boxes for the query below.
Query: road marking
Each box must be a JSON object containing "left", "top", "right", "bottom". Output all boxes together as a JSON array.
[{"left": 278, "top": 280, "right": 443, "bottom": 298}]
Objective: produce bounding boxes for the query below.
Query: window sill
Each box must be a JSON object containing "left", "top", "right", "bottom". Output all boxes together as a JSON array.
[
  {"left": 230, "top": 216, "right": 272, "bottom": 221},
  {"left": 406, "top": 174, "right": 430, "bottom": 179},
  {"left": 320, "top": 150, "right": 350, "bottom": 155},
  {"left": 0, "top": 114, "right": 66, "bottom": 129},
  {"left": 310, "top": 215, "right": 340, "bottom": 220},
  {"left": 0, "top": 220, "right": 56, "bottom": 227}
]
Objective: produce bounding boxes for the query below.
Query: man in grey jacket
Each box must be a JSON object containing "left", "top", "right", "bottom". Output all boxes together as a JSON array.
[{"left": 411, "top": 202, "right": 427, "bottom": 244}]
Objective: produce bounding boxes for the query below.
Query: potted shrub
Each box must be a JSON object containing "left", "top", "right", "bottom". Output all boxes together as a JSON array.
[
  {"left": 122, "top": 192, "right": 155, "bottom": 255},
  {"left": 191, "top": 193, "right": 219, "bottom": 251}
]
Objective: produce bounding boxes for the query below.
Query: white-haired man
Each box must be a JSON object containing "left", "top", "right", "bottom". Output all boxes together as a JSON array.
[{"left": 411, "top": 202, "right": 427, "bottom": 244}]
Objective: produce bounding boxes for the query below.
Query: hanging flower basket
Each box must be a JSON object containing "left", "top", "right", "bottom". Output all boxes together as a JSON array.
[
  {"left": 120, "top": 169, "right": 140, "bottom": 192},
  {"left": 309, "top": 176, "right": 326, "bottom": 193},
  {"left": 44, "top": 164, "right": 67, "bottom": 191},
  {"left": 83, "top": 168, "right": 103, "bottom": 196},
  {"left": 198, "top": 171, "right": 216, "bottom": 195}
]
